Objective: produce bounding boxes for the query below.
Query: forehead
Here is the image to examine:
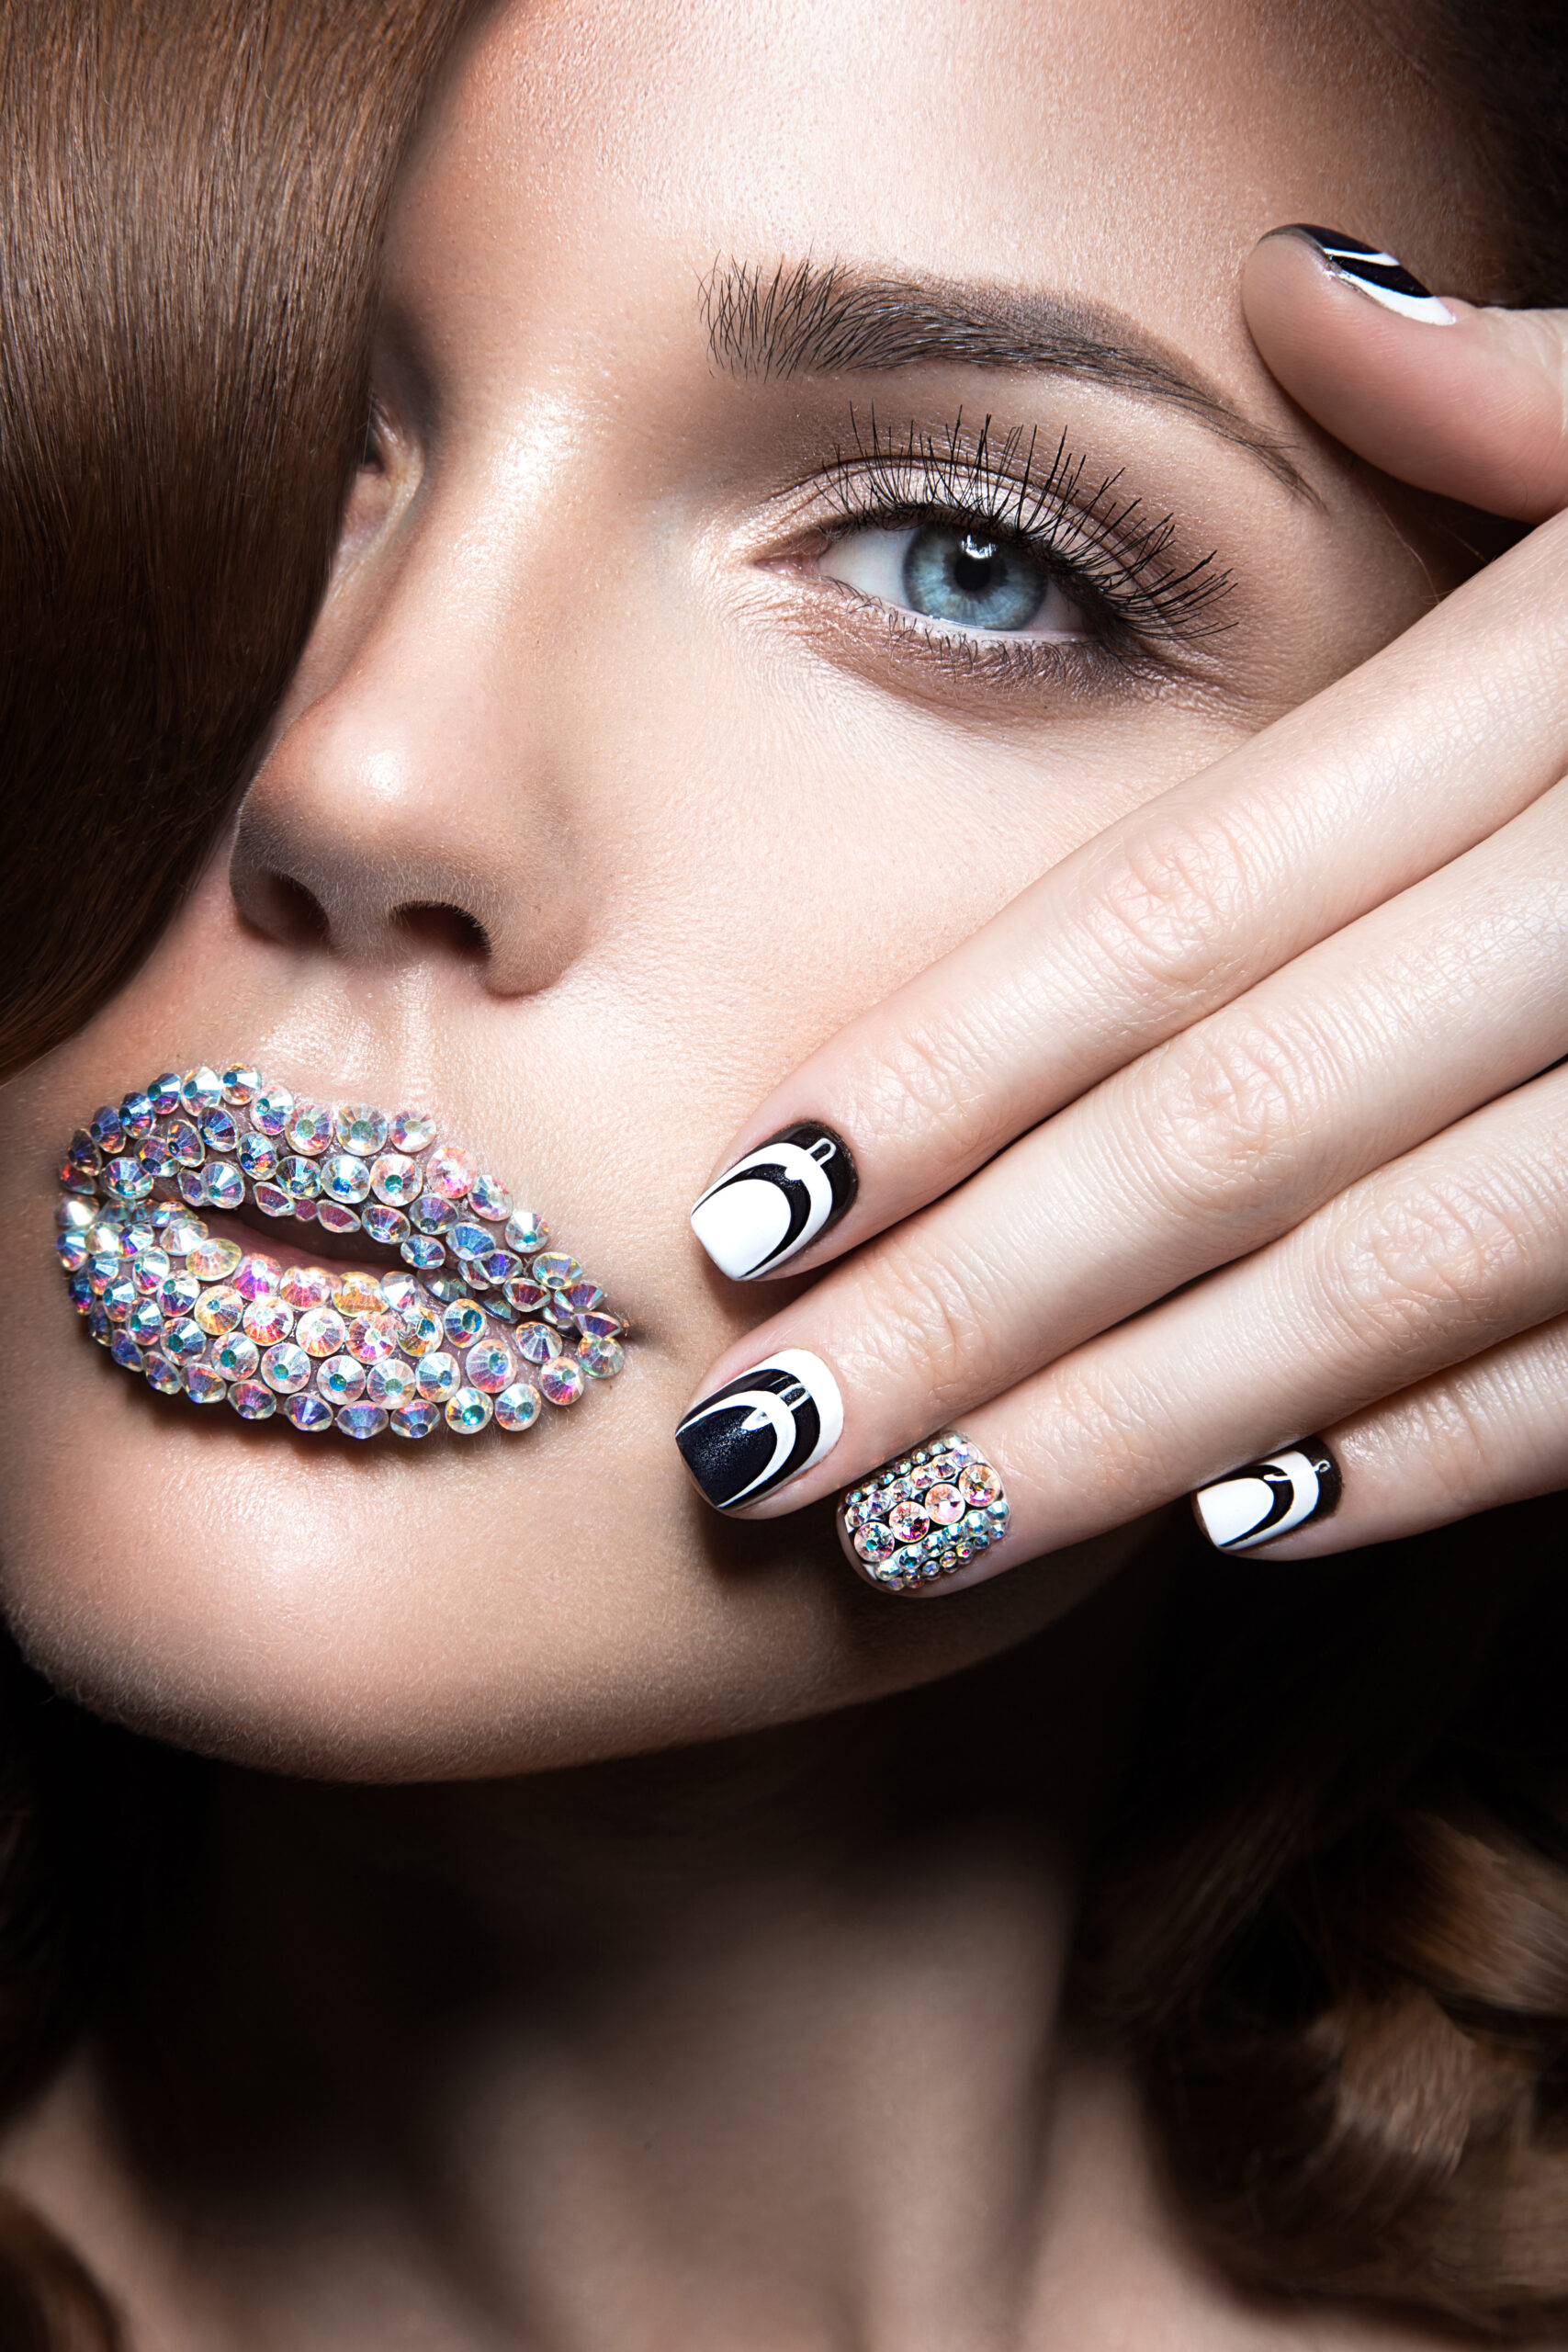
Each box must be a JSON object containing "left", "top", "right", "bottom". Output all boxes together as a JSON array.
[{"left": 391, "top": 0, "right": 1460, "bottom": 394}]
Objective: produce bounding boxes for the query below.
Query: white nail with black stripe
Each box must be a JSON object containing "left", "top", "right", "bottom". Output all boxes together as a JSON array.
[
  {"left": 1289, "top": 225, "right": 1454, "bottom": 323},
  {"left": 1192, "top": 1441, "right": 1342, "bottom": 1555},
  {"left": 675, "top": 1349, "right": 843, "bottom": 1510},
  {"left": 691, "top": 1125, "right": 857, "bottom": 1281}
]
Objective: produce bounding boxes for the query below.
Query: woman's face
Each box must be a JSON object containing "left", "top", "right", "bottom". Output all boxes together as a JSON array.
[{"left": 0, "top": 0, "right": 1478, "bottom": 1775}]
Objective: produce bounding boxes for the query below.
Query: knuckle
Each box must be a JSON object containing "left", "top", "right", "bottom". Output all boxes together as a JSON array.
[
  {"left": 1316, "top": 1176, "right": 1523, "bottom": 1354},
  {"left": 1037, "top": 1353, "right": 1179, "bottom": 1510},
  {"left": 1075, "top": 804, "right": 1260, "bottom": 1006},
  {"left": 1127, "top": 1016, "right": 1313, "bottom": 1225},
  {"left": 851, "top": 1230, "right": 1001, "bottom": 1409},
  {"left": 847, "top": 1008, "right": 1011, "bottom": 1166}
]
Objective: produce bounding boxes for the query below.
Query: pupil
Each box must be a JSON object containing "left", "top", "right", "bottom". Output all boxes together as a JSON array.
[
  {"left": 901, "top": 522, "right": 1048, "bottom": 631},
  {"left": 953, "top": 536, "right": 1000, "bottom": 592}
]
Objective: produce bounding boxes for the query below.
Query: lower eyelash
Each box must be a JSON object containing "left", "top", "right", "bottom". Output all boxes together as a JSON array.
[
  {"left": 840, "top": 591, "right": 1151, "bottom": 688},
  {"left": 818, "top": 408, "right": 1233, "bottom": 647}
]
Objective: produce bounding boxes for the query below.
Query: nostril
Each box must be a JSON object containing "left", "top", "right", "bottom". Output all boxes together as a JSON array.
[
  {"left": 393, "top": 901, "right": 490, "bottom": 960},
  {"left": 243, "top": 873, "right": 331, "bottom": 949}
]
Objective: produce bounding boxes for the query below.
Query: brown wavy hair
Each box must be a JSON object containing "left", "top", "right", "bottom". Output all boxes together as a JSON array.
[{"left": 0, "top": 0, "right": 1564, "bottom": 2342}]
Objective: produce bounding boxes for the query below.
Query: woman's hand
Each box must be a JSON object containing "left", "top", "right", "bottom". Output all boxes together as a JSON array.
[{"left": 677, "top": 226, "right": 1568, "bottom": 1582}]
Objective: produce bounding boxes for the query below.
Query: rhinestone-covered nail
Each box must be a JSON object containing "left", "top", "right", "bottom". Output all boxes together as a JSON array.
[{"left": 837, "top": 1433, "right": 1010, "bottom": 1590}]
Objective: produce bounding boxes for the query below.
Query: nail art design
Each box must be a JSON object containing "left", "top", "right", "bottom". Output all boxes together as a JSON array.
[
  {"left": 1284, "top": 226, "right": 1454, "bottom": 323},
  {"left": 1192, "top": 1440, "right": 1341, "bottom": 1554},
  {"left": 57, "top": 1059, "right": 626, "bottom": 1441},
  {"left": 840, "top": 1432, "right": 1010, "bottom": 1590},
  {"left": 691, "top": 1125, "right": 857, "bottom": 1281},
  {"left": 675, "top": 1348, "right": 843, "bottom": 1509}
]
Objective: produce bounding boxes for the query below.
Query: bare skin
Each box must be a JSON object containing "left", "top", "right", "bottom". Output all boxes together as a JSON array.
[{"left": 0, "top": 0, "right": 1546, "bottom": 2342}]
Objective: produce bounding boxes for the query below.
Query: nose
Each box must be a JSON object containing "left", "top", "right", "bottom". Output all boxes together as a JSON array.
[{"left": 229, "top": 525, "right": 589, "bottom": 997}]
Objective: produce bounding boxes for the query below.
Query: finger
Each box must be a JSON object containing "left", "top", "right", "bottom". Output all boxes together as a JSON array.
[
  {"left": 1192, "top": 1312, "right": 1568, "bottom": 1562},
  {"left": 825, "top": 1059, "right": 1568, "bottom": 1590},
  {"left": 688, "top": 511, "right": 1568, "bottom": 1284},
  {"left": 1243, "top": 225, "right": 1568, "bottom": 523},
  {"left": 680, "top": 782, "right": 1568, "bottom": 1515}
]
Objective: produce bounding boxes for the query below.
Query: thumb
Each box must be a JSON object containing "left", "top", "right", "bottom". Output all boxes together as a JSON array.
[{"left": 1243, "top": 226, "right": 1568, "bottom": 524}]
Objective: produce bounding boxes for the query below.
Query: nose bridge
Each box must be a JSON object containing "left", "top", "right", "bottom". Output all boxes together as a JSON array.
[{"left": 229, "top": 458, "right": 588, "bottom": 993}]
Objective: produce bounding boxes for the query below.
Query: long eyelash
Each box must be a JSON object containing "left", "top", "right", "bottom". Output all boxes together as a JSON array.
[{"left": 818, "top": 407, "right": 1233, "bottom": 645}]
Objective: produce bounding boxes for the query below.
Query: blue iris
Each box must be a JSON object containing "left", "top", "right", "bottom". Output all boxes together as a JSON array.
[{"left": 900, "top": 526, "right": 1048, "bottom": 630}]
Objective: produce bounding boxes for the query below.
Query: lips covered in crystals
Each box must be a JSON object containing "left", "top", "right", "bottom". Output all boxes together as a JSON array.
[{"left": 56, "top": 1063, "right": 626, "bottom": 1441}]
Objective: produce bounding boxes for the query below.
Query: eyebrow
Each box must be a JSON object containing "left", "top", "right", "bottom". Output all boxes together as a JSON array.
[{"left": 702, "top": 258, "right": 1312, "bottom": 498}]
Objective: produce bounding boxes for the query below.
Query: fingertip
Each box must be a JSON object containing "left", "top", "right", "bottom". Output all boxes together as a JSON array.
[{"left": 1243, "top": 227, "right": 1568, "bottom": 522}]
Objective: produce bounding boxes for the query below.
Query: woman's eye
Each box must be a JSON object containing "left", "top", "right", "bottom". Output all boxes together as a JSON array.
[{"left": 817, "top": 520, "right": 1091, "bottom": 638}]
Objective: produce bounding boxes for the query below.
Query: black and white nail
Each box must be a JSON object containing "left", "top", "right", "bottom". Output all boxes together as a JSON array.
[
  {"left": 1286, "top": 225, "right": 1454, "bottom": 323},
  {"left": 690, "top": 1125, "right": 857, "bottom": 1281},
  {"left": 675, "top": 1348, "right": 843, "bottom": 1510},
  {"left": 1192, "top": 1440, "right": 1342, "bottom": 1554}
]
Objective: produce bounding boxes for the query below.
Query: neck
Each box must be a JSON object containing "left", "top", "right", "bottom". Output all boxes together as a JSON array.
[{"left": 11, "top": 1567, "right": 1174, "bottom": 2349}]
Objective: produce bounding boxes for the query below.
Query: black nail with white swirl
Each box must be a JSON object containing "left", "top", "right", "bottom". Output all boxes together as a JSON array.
[
  {"left": 1192, "top": 1440, "right": 1342, "bottom": 1554},
  {"left": 1284, "top": 226, "right": 1453, "bottom": 323},
  {"left": 690, "top": 1125, "right": 857, "bottom": 1281},
  {"left": 675, "top": 1350, "right": 844, "bottom": 1511}
]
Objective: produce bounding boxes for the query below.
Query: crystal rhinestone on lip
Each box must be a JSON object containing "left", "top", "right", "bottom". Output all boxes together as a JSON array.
[
  {"left": 442, "top": 1298, "right": 487, "bottom": 1348},
  {"left": 494, "top": 1382, "right": 541, "bottom": 1431},
  {"left": 367, "top": 1359, "right": 415, "bottom": 1408},
  {"left": 396, "top": 1304, "right": 442, "bottom": 1357},
  {"left": 321, "top": 1152, "right": 371, "bottom": 1204},
  {"left": 194, "top": 1287, "right": 245, "bottom": 1337},
  {"left": 337, "top": 1403, "right": 389, "bottom": 1441},
  {"left": 334, "top": 1103, "right": 389, "bottom": 1156},
  {"left": 261, "top": 1342, "right": 311, "bottom": 1395},
  {"left": 369, "top": 1151, "right": 418, "bottom": 1204},
  {"left": 243, "top": 1296, "right": 293, "bottom": 1345},
  {"left": 233, "top": 1254, "right": 281, "bottom": 1302},
  {"left": 347, "top": 1310, "right": 399, "bottom": 1363},
  {"left": 388, "top": 1109, "right": 437, "bottom": 1153},
  {"left": 295, "top": 1306, "right": 347, "bottom": 1358},
  {"left": 414, "top": 1351, "right": 460, "bottom": 1402},
  {"left": 230, "top": 1380, "right": 276, "bottom": 1420},
  {"left": 250, "top": 1086, "right": 294, "bottom": 1136},
  {"left": 286, "top": 1394, "right": 334, "bottom": 1431},
  {"left": 279, "top": 1264, "right": 333, "bottom": 1310},
  {"left": 426, "top": 1145, "right": 478, "bottom": 1201},
  {"left": 389, "top": 1401, "right": 441, "bottom": 1439},
  {"left": 445, "top": 1387, "right": 492, "bottom": 1434},
  {"left": 58, "top": 1062, "right": 625, "bottom": 1441},
  {"left": 362, "top": 1205, "right": 410, "bottom": 1246},
  {"left": 285, "top": 1101, "right": 334, "bottom": 1156},
  {"left": 465, "top": 1341, "right": 513, "bottom": 1395},
  {"left": 319, "top": 1355, "right": 367, "bottom": 1405},
  {"left": 468, "top": 1172, "right": 511, "bottom": 1220},
  {"left": 539, "top": 1356, "right": 585, "bottom": 1408},
  {"left": 213, "top": 1332, "right": 260, "bottom": 1382}
]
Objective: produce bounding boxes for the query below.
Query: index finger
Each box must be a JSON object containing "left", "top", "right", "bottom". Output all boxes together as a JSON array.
[{"left": 690, "top": 511, "right": 1568, "bottom": 1283}]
